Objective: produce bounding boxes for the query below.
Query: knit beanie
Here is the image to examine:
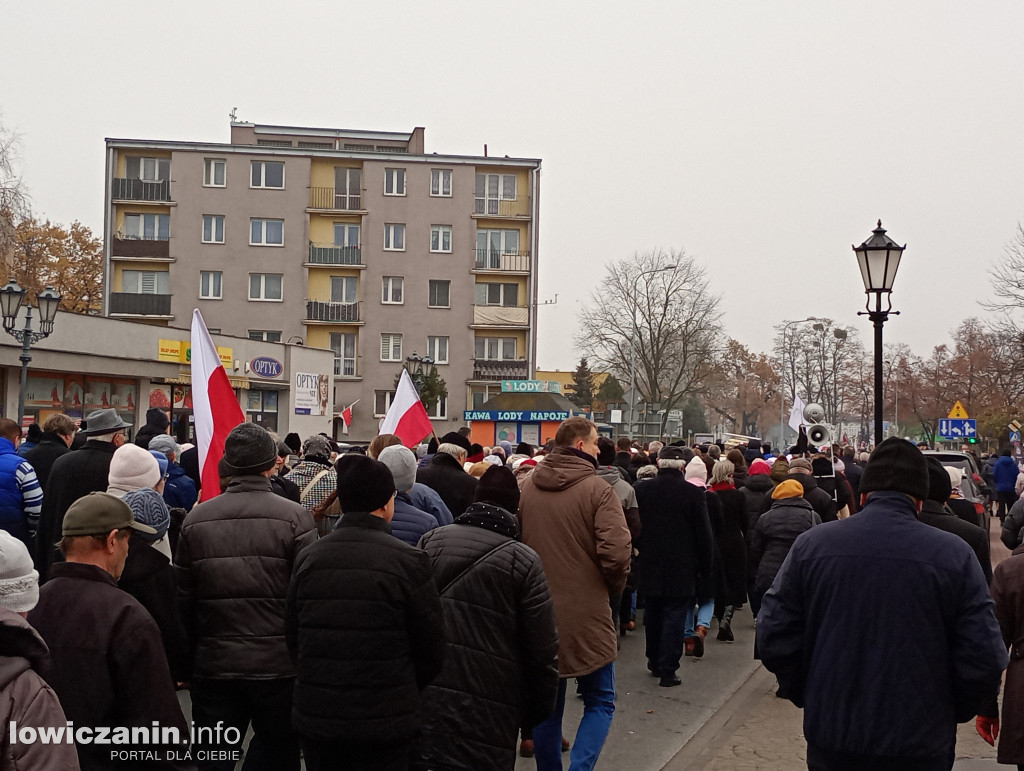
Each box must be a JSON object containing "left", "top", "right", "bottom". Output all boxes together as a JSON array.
[
  {"left": 149, "top": 450, "right": 169, "bottom": 479},
  {"left": 516, "top": 442, "right": 534, "bottom": 457},
  {"left": 121, "top": 487, "right": 171, "bottom": 542},
  {"left": 284, "top": 432, "right": 302, "bottom": 455},
  {"left": 108, "top": 443, "right": 161, "bottom": 491},
  {"left": 222, "top": 422, "right": 277, "bottom": 476},
  {"left": 925, "top": 457, "right": 952, "bottom": 503},
  {"left": 474, "top": 465, "right": 521, "bottom": 514},
  {"left": 378, "top": 445, "right": 417, "bottom": 493},
  {"left": 146, "top": 407, "right": 170, "bottom": 430},
  {"left": 597, "top": 437, "right": 617, "bottom": 466},
  {"left": 499, "top": 440, "right": 513, "bottom": 457},
  {"left": 859, "top": 437, "right": 929, "bottom": 501},
  {"left": 685, "top": 456, "right": 708, "bottom": 483},
  {"left": 336, "top": 455, "right": 396, "bottom": 514},
  {"left": 0, "top": 531, "right": 38, "bottom": 613},
  {"left": 772, "top": 479, "right": 805, "bottom": 500},
  {"left": 789, "top": 458, "right": 813, "bottom": 472},
  {"left": 770, "top": 456, "right": 791, "bottom": 483},
  {"left": 749, "top": 459, "right": 772, "bottom": 476}
]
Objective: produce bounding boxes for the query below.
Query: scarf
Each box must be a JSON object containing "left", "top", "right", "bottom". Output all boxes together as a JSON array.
[{"left": 710, "top": 481, "right": 735, "bottom": 492}]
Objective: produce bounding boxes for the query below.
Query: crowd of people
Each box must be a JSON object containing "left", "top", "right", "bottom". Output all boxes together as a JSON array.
[{"left": 0, "top": 406, "right": 1021, "bottom": 770}]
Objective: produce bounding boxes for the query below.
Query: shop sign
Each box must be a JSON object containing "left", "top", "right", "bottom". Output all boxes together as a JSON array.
[
  {"left": 158, "top": 339, "right": 232, "bottom": 368},
  {"left": 250, "top": 356, "right": 283, "bottom": 379},
  {"left": 500, "top": 380, "right": 562, "bottom": 393},
  {"left": 463, "top": 410, "right": 570, "bottom": 422},
  {"left": 294, "top": 372, "right": 329, "bottom": 416}
]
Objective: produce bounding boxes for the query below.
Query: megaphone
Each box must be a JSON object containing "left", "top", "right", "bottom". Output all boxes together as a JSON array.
[
  {"left": 807, "top": 424, "right": 831, "bottom": 445},
  {"left": 803, "top": 403, "right": 825, "bottom": 423}
]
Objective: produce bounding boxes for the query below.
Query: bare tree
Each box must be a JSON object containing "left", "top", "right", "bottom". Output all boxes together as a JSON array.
[
  {"left": 576, "top": 248, "right": 723, "bottom": 436},
  {"left": 0, "top": 121, "right": 30, "bottom": 266},
  {"left": 985, "top": 223, "right": 1024, "bottom": 312}
]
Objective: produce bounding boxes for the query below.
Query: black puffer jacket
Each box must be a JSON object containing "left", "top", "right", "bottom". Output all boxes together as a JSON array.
[
  {"left": 414, "top": 504, "right": 559, "bottom": 770},
  {"left": 286, "top": 510, "right": 446, "bottom": 743},
  {"left": 787, "top": 473, "right": 837, "bottom": 523},
  {"left": 740, "top": 474, "right": 774, "bottom": 532},
  {"left": 416, "top": 451, "right": 478, "bottom": 517},
  {"left": 919, "top": 500, "right": 992, "bottom": 585},
  {"left": 750, "top": 497, "right": 820, "bottom": 594},
  {"left": 174, "top": 475, "right": 316, "bottom": 679}
]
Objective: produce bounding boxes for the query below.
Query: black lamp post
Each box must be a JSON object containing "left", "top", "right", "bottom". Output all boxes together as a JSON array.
[
  {"left": 404, "top": 352, "right": 433, "bottom": 393},
  {"left": 0, "top": 279, "right": 62, "bottom": 427},
  {"left": 853, "top": 221, "right": 906, "bottom": 447}
]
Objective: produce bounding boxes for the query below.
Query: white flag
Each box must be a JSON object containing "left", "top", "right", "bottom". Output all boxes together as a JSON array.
[{"left": 788, "top": 394, "right": 806, "bottom": 433}]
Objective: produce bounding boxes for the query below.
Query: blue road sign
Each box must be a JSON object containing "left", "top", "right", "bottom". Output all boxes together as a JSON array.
[
  {"left": 938, "top": 418, "right": 977, "bottom": 439},
  {"left": 1011, "top": 430, "right": 1021, "bottom": 443}
]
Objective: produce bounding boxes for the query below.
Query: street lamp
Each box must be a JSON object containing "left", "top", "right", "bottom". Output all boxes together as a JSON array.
[
  {"left": 853, "top": 220, "right": 906, "bottom": 447},
  {"left": 0, "top": 279, "right": 62, "bottom": 427},
  {"left": 629, "top": 264, "right": 676, "bottom": 440},
  {"left": 404, "top": 352, "right": 433, "bottom": 392},
  {"left": 778, "top": 317, "right": 821, "bottom": 449}
]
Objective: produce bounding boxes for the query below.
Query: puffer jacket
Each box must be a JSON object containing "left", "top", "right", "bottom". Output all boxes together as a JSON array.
[
  {"left": 740, "top": 474, "right": 774, "bottom": 531},
  {"left": 414, "top": 504, "right": 558, "bottom": 770},
  {"left": 520, "top": 448, "right": 630, "bottom": 677},
  {"left": 0, "top": 608, "right": 79, "bottom": 771},
  {"left": 995, "top": 455, "right": 1020, "bottom": 492},
  {"left": 389, "top": 493, "right": 439, "bottom": 546},
  {"left": 750, "top": 497, "right": 820, "bottom": 594},
  {"left": 175, "top": 475, "right": 316, "bottom": 679},
  {"left": 286, "top": 510, "right": 446, "bottom": 743}
]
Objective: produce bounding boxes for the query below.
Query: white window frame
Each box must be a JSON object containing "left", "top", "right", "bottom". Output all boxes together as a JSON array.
[
  {"left": 384, "top": 168, "right": 406, "bottom": 196},
  {"left": 199, "top": 270, "right": 223, "bottom": 300},
  {"left": 331, "top": 332, "right": 358, "bottom": 377},
  {"left": 427, "top": 335, "right": 449, "bottom": 365},
  {"left": 248, "top": 330, "right": 282, "bottom": 342},
  {"left": 430, "top": 169, "right": 452, "bottom": 197},
  {"left": 331, "top": 276, "right": 358, "bottom": 304},
  {"left": 428, "top": 280, "right": 451, "bottom": 308},
  {"left": 333, "top": 222, "right": 360, "bottom": 247},
  {"left": 250, "top": 218, "right": 284, "bottom": 246},
  {"left": 122, "top": 270, "right": 169, "bottom": 295},
  {"left": 426, "top": 396, "right": 448, "bottom": 420},
  {"left": 123, "top": 213, "right": 169, "bottom": 240},
  {"left": 477, "top": 281, "right": 520, "bottom": 307},
  {"left": 381, "top": 276, "right": 404, "bottom": 305},
  {"left": 374, "top": 389, "right": 397, "bottom": 417},
  {"left": 248, "top": 273, "right": 283, "bottom": 302},
  {"left": 383, "top": 223, "right": 406, "bottom": 251},
  {"left": 430, "top": 225, "right": 452, "bottom": 253},
  {"left": 202, "top": 215, "right": 225, "bottom": 244},
  {"left": 380, "top": 333, "right": 403, "bottom": 362},
  {"left": 475, "top": 336, "right": 517, "bottom": 360},
  {"left": 475, "top": 173, "right": 517, "bottom": 213},
  {"left": 203, "top": 158, "right": 226, "bottom": 187},
  {"left": 250, "top": 160, "right": 285, "bottom": 189},
  {"left": 126, "top": 157, "right": 170, "bottom": 181}
]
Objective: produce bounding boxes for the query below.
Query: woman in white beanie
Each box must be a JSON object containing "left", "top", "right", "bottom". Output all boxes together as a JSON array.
[
  {"left": 0, "top": 530, "right": 80, "bottom": 770},
  {"left": 105, "top": 443, "right": 161, "bottom": 499}
]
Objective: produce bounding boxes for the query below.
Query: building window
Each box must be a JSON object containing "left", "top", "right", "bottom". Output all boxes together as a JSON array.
[
  {"left": 380, "top": 334, "right": 402, "bottom": 362},
  {"left": 126, "top": 157, "right": 170, "bottom": 181},
  {"left": 476, "top": 282, "right": 519, "bottom": 307},
  {"left": 202, "top": 215, "right": 225, "bottom": 244},
  {"left": 250, "top": 218, "right": 284, "bottom": 246},
  {"left": 331, "top": 332, "right": 357, "bottom": 377},
  {"left": 248, "top": 330, "right": 282, "bottom": 342},
  {"left": 475, "top": 173, "right": 517, "bottom": 214},
  {"left": 333, "top": 223, "right": 360, "bottom": 247},
  {"left": 334, "top": 167, "right": 361, "bottom": 210},
  {"left": 331, "top": 276, "right": 358, "bottom": 303},
  {"left": 203, "top": 159, "right": 226, "bottom": 187},
  {"left": 475, "top": 336, "right": 517, "bottom": 360},
  {"left": 426, "top": 396, "right": 448, "bottom": 420},
  {"left": 249, "top": 273, "right": 283, "bottom": 301},
  {"left": 384, "top": 168, "right": 406, "bottom": 196},
  {"left": 200, "top": 271, "right": 222, "bottom": 300},
  {"left": 382, "top": 276, "right": 404, "bottom": 304},
  {"left": 122, "top": 270, "right": 169, "bottom": 294},
  {"left": 428, "top": 280, "right": 450, "bottom": 308},
  {"left": 123, "top": 213, "right": 169, "bottom": 240},
  {"left": 427, "top": 335, "right": 449, "bottom": 364},
  {"left": 250, "top": 161, "right": 285, "bottom": 189},
  {"left": 476, "top": 229, "right": 520, "bottom": 264},
  {"left": 374, "top": 389, "right": 397, "bottom": 417},
  {"left": 384, "top": 223, "right": 405, "bottom": 251},
  {"left": 430, "top": 225, "right": 452, "bottom": 253},
  {"left": 431, "top": 169, "right": 452, "bottom": 197}
]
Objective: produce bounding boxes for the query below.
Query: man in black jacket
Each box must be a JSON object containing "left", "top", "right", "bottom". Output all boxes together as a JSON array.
[
  {"left": 21, "top": 412, "right": 75, "bottom": 493},
  {"left": 415, "top": 432, "right": 477, "bottom": 517},
  {"left": 919, "top": 456, "right": 992, "bottom": 584},
  {"left": 287, "top": 455, "right": 446, "bottom": 769},
  {"left": 786, "top": 459, "right": 838, "bottom": 522}
]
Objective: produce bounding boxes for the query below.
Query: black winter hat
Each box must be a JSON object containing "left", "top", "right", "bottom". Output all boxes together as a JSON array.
[
  {"left": 474, "top": 465, "right": 521, "bottom": 514},
  {"left": 336, "top": 455, "right": 396, "bottom": 514},
  {"left": 439, "top": 431, "right": 471, "bottom": 453},
  {"left": 427, "top": 436, "right": 439, "bottom": 455},
  {"left": 516, "top": 441, "right": 534, "bottom": 457},
  {"left": 146, "top": 407, "right": 170, "bottom": 430},
  {"left": 811, "top": 456, "right": 834, "bottom": 476},
  {"left": 597, "top": 437, "right": 616, "bottom": 465},
  {"left": 859, "top": 437, "right": 929, "bottom": 501},
  {"left": 283, "top": 432, "right": 302, "bottom": 454},
  {"left": 925, "top": 456, "right": 952, "bottom": 503},
  {"left": 222, "top": 422, "right": 278, "bottom": 476}
]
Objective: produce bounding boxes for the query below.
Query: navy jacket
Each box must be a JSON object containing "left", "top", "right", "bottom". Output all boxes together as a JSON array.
[
  {"left": 757, "top": 491, "right": 1007, "bottom": 766},
  {"left": 994, "top": 456, "right": 1019, "bottom": 493},
  {"left": 390, "top": 494, "right": 439, "bottom": 547},
  {"left": 163, "top": 462, "right": 198, "bottom": 512}
]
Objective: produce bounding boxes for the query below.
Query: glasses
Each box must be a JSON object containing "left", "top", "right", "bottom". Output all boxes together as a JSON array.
[{"left": 391, "top": 491, "right": 398, "bottom": 500}]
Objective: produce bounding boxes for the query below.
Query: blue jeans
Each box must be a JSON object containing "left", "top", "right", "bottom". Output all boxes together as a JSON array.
[
  {"left": 685, "top": 598, "right": 715, "bottom": 637},
  {"left": 533, "top": 663, "right": 616, "bottom": 771}
]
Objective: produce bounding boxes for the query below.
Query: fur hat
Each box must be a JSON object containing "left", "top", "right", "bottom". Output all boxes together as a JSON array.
[
  {"left": 336, "top": 455, "right": 396, "bottom": 514},
  {"left": 474, "top": 465, "right": 521, "bottom": 513},
  {"left": 378, "top": 445, "right": 417, "bottom": 493},
  {"left": 685, "top": 456, "right": 708, "bottom": 482},
  {"left": 439, "top": 432, "right": 472, "bottom": 453},
  {"left": 108, "top": 443, "right": 161, "bottom": 491},
  {"left": 0, "top": 531, "right": 38, "bottom": 613},
  {"left": 121, "top": 487, "right": 171, "bottom": 542},
  {"left": 222, "top": 423, "right": 278, "bottom": 476},
  {"left": 772, "top": 479, "right": 805, "bottom": 500},
  {"left": 925, "top": 456, "right": 952, "bottom": 503},
  {"left": 859, "top": 437, "right": 929, "bottom": 501}
]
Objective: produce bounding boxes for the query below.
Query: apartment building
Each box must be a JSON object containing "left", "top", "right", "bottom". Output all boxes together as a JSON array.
[{"left": 103, "top": 122, "right": 541, "bottom": 440}]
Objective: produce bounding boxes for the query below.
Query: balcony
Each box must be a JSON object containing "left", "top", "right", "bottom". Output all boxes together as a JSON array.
[
  {"left": 473, "top": 358, "right": 529, "bottom": 381},
  {"left": 110, "top": 235, "right": 171, "bottom": 260},
  {"left": 473, "top": 250, "right": 531, "bottom": 273},
  {"left": 472, "top": 196, "right": 531, "bottom": 218},
  {"left": 109, "top": 292, "right": 172, "bottom": 317},
  {"left": 111, "top": 177, "right": 171, "bottom": 202},
  {"left": 307, "top": 243, "right": 364, "bottom": 267},
  {"left": 472, "top": 305, "right": 529, "bottom": 328},
  {"left": 304, "top": 300, "right": 362, "bottom": 324},
  {"left": 309, "top": 187, "right": 365, "bottom": 212}
]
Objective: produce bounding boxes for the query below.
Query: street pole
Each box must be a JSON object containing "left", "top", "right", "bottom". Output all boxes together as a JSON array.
[
  {"left": 17, "top": 306, "right": 35, "bottom": 427},
  {"left": 871, "top": 300, "right": 885, "bottom": 447}
]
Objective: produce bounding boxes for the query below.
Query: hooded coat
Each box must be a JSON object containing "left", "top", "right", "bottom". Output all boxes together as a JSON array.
[
  {"left": 786, "top": 473, "right": 837, "bottom": 523},
  {"left": 518, "top": 448, "right": 631, "bottom": 677},
  {"left": 990, "top": 545, "right": 1024, "bottom": 764}
]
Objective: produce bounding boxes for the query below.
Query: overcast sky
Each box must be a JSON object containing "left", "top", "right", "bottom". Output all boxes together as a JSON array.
[{"left": 4, "top": 1, "right": 1023, "bottom": 372}]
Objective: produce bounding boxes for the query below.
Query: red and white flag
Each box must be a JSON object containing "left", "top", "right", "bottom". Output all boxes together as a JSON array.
[
  {"left": 340, "top": 400, "right": 358, "bottom": 435},
  {"left": 380, "top": 370, "right": 433, "bottom": 448},
  {"left": 191, "top": 309, "right": 246, "bottom": 501}
]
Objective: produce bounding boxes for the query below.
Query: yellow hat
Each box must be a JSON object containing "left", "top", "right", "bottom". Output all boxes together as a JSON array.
[{"left": 771, "top": 479, "right": 805, "bottom": 500}]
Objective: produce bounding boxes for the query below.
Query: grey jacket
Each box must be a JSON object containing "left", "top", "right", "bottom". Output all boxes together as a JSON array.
[{"left": 750, "top": 497, "right": 820, "bottom": 593}]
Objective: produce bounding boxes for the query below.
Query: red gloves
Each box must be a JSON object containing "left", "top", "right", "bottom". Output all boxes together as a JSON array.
[{"left": 976, "top": 715, "right": 999, "bottom": 746}]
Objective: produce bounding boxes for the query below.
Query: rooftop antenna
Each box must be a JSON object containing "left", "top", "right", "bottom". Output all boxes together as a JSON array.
[
  {"left": 534, "top": 294, "right": 558, "bottom": 307},
  {"left": 229, "top": 107, "right": 238, "bottom": 122}
]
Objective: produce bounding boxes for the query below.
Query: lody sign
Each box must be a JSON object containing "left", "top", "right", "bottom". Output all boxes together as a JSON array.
[{"left": 500, "top": 380, "right": 561, "bottom": 394}]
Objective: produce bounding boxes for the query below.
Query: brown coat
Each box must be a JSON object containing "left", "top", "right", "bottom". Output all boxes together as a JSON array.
[
  {"left": 990, "top": 546, "right": 1024, "bottom": 763},
  {"left": 519, "top": 448, "right": 631, "bottom": 677}
]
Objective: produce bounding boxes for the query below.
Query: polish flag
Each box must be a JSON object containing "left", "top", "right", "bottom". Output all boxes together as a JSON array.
[
  {"left": 340, "top": 400, "right": 358, "bottom": 435},
  {"left": 191, "top": 309, "right": 246, "bottom": 501},
  {"left": 380, "top": 370, "right": 434, "bottom": 448}
]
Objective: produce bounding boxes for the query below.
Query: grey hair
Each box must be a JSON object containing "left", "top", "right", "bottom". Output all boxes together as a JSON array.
[
  {"left": 648, "top": 440, "right": 664, "bottom": 453},
  {"left": 636, "top": 464, "right": 659, "bottom": 479},
  {"left": 437, "top": 443, "right": 468, "bottom": 461},
  {"left": 707, "top": 445, "right": 721, "bottom": 459},
  {"left": 657, "top": 459, "right": 685, "bottom": 470},
  {"left": 710, "top": 459, "right": 735, "bottom": 485},
  {"left": 90, "top": 431, "right": 121, "bottom": 443}
]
